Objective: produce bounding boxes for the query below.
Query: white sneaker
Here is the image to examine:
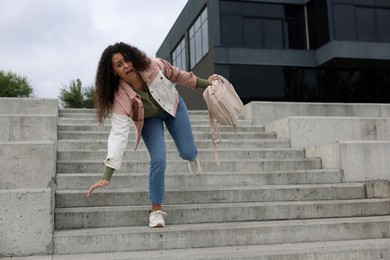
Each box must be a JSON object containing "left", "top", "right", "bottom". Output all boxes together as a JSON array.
[
  {"left": 149, "top": 210, "right": 167, "bottom": 228},
  {"left": 188, "top": 157, "right": 202, "bottom": 175}
]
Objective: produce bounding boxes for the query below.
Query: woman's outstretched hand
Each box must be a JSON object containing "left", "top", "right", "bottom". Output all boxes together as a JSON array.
[{"left": 87, "top": 179, "right": 110, "bottom": 197}]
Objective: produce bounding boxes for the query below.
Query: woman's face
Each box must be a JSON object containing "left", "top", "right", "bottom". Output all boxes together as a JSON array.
[{"left": 111, "top": 52, "right": 137, "bottom": 83}]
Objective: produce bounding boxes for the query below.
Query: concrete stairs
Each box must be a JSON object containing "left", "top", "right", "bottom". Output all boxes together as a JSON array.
[{"left": 54, "top": 109, "right": 390, "bottom": 259}]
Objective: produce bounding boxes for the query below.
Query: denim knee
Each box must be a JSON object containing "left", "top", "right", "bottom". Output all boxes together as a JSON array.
[
  {"left": 179, "top": 149, "right": 197, "bottom": 161},
  {"left": 150, "top": 155, "right": 166, "bottom": 169}
]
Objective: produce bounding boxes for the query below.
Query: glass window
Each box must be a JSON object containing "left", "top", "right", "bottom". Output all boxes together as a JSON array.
[
  {"left": 241, "top": 2, "right": 262, "bottom": 17},
  {"left": 220, "top": 1, "right": 308, "bottom": 50},
  {"left": 242, "top": 18, "right": 284, "bottom": 49},
  {"left": 377, "top": 9, "right": 390, "bottom": 41},
  {"left": 316, "top": 1, "right": 330, "bottom": 46},
  {"left": 356, "top": 7, "right": 376, "bottom": 41},
  {"left": 189, "top": 7, "right": 209, "bottom": 69},
  {"left": 230, "top": 65, "right": 390, "bottom": 104},
  {"left": 220, "top": 1, "right": 241, "bottom": 15},
  {"left": 262, "top": 3, "right": 284, "bottom": 17},
  {"left": 189, "top": 36, "right": 195, "bottom": 68},
  {"left": 195, "top": 31, "right": 202, "bottom": 63},
  {"left": 172, "top": 38, "right": 186, "bottom": 70},
  {"left": 264, "top": 19, "right": 284, "bottom": 49},
  {"left": 376, "top": 0, "right": 390, "bottom": 7},
  {"left": 333, "top": 4, "right": 356, "bottom": 40},
  {"left": 333, "top": 0, "right": 353, "bottom": 3},
  {"left": 221, "top": 15, "right": 242, "bottom": 47},
  {"left": 285, "top": 5, "right": 306, "bottom": 49},
  {"left": 243, "top": 18, "right": 263, "bottom": 48},
  {"left": 332, "top": 1, "right": 389, "bottom": 43},
  {"left": 355, "top": 0, "right": 375, "bottom": 6},
  {"left": 201, "top": 20, "right": 209, "bottom": 56},
  {"left": 307, "top": 0, "right": 330, "bottom": 49}
]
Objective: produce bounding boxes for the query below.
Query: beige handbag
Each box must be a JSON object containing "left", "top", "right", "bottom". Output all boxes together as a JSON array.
[{"left": 203, "top": 74, "right": 244, "bottom": 165}]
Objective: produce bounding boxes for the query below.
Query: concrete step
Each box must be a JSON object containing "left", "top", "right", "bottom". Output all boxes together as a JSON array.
[
  {"left": 55, "top": 183, "right": 365, "bottom": 207},
  {"left": 53, "top": 216, "right": 390, "bottom": 254},
  {"left": 57, "top": 131, "right": 275, "bottom": 140},
  {"left": 37, "top": 239, "right": 390, "bottom": 259},
  {"left": 56, "top": 158, "right": 322, "bottom": 173},
  {"left": 56, "top": 169, "right": 343, "bottom": 190},
  {"left": 57, "top": 148, "right": 305, "bottom": 161},
  {"left": 58, "top": 124, "right": 265, "bottom": 132},
  {"left": 58, "top": 117, "right": 254, "bottom": 126},
  {"left": 57, "top": 139, "right": 290, "bottom": 150},
  {"left": 55, "top": 198, "right": 390, "bottom": 229},
  {"left": 54, "top": 109, "right": 390, "bottom": 258},
  {"left": 58, "top": 113, "right": 210, "bottom": 119},
  {"left": 59, "top": 109, "right": 209, "bottom": 117}
]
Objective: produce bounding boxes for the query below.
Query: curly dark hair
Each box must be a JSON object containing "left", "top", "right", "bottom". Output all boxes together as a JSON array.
[{"left": 94, "top": 42, "right": 151, "bottom": 123}]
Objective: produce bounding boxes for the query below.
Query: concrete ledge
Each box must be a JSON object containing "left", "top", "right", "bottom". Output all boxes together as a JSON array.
[
  {"left": 366, "top": 182, "right": 390, "bottom": 198},
  {"left": 0, "top": 99, "right": 59, "bottom": 257},
  {"left": 0, "top": 98, "right": 58, "bottom": 115},
  {"left": 265, "top": 116, "right": 390, "bottom": 148},
  {"left": 316, "top": 41, "right": 390, "bottom": 65},
  {"left": 0, "top": 142, "right": 56, "bottom": 189},
  {"left": 0, "top": 188, "right": 54, "bottom": 257},
  {"left": 243, "top": 101, "right": 390, "bottom": 125},
  {"left": 4, "top": 239, "right": 390, "bottom": 259},
  {"left": 306, "top": 141, "right": 390, "bottom": 182},
  {"left": 0, "top": 115, "right": 57, "bottom": 141}
]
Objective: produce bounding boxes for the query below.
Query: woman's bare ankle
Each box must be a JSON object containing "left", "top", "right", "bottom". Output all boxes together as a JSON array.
[{"left": 151, "top": 204, "right": 162, "bottom": 212}]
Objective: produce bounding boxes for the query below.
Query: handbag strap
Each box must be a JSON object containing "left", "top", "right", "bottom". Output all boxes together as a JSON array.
[{"left": 208, "top": 110, "right": 221, "bottom": 166}]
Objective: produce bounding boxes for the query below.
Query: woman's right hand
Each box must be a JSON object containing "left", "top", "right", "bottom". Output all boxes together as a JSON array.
[{"left": 87, "top": 179, "right": 110, "bottom": 197}]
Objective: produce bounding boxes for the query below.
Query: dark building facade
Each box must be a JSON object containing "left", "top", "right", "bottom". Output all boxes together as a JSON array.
[{"left": 157, "top": 0, "right": 390, "bottom": 109}]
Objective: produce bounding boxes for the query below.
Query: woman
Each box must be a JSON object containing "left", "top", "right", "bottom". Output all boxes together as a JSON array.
[{"left": 86, "top": 42, "right": 214, "bottom": 228}]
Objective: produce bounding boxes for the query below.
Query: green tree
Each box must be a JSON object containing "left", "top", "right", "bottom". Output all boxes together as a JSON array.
[
  {"left": 0, "top": 70, "right": 34, "bottom": 97},
  {"left": 83, "top": 85, "right": 95, "bottom": 108},
  {"left": 59, "top": 79, "right": 95, "bottom": 108}
]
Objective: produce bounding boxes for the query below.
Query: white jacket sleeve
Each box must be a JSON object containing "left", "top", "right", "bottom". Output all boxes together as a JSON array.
[{"left": 104, "top": 113, "right": 131, "bottom": 170}]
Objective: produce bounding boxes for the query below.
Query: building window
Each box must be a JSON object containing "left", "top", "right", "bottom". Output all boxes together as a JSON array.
[
  {"left": 220, "top": 1, "right": 308, "bottom": 50},
  {"left": 172, "top": 38, "right": 186, "bottom": 70},
  {"left": 229, "top": 64, "right": 390, "bottom": 104},
  {"left": 333, "top": 1, "right": 390, "bottom": 42},
  {"left": 307, "top": 0, "right": 330, "bottom": 49},
  {"left": 377, "top": 9, "right": 390, "bottom": 41},
  {"left": 189, "top": 7, "right": 209, "bottom": 69},
  {"left": 242, "top": 17, "right": 284, "bottom": 49},
  {"left": 285, "top": 5, "right": 307, "bottom": 49}
]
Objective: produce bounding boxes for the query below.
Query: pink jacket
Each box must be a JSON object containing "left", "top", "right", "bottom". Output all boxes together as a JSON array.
[{"left": 104, "top": 58, "right": 198, "bottom": 169}]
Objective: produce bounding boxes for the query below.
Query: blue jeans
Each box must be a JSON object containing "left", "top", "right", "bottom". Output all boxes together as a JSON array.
[{"left": 141, "top": 97, "right": 198, "bottom": 204}]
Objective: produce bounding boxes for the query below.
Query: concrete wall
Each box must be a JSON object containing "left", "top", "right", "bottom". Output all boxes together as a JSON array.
[
  {"left": 265, "top": 116, "right": 390, "bottom": 148},
  {"left": 243, "top": 101, "right": 390, "bottom": 125},
  {"left": 306, "top": 141, "right": 390, "bottom": 182},
  {"left": 0, "top": 115, "right": 57, "bottom": 141},
  {"left": 0, "top": 98, "right": 58, "bottom": 115},
  {"left": 257, "top": 101, "right": 390, "bottom": 182},
  {"left": 243, "top": 102, "right": 390, "bottom": 183},
  {"left": 0, "top": 142, "right": 56, "bottom": 189},
  {"left": 0, "top": 98, "right": 58, "bottom": 257},
  {"left": 265, "top": 116, "right": 390, "bottom": 182}
]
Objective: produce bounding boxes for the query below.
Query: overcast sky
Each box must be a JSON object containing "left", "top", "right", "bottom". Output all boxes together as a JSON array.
[{"left": 0, "top": 0, "right": 188, "bottom": 98}]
